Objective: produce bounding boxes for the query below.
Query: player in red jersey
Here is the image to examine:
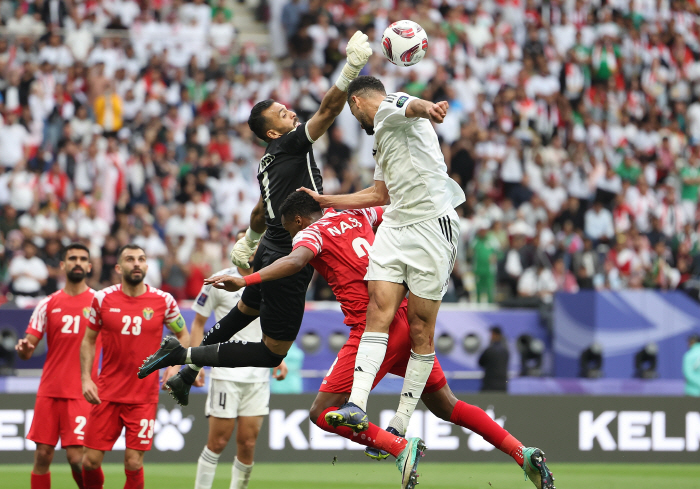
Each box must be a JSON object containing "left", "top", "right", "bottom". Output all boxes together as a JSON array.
[
  {"left": 15, "top": 243, "right": 95, "bottom": 489},
  {"left": 205, "top": 192, "right": 555, "bottom": 489},
  {"left": 79, "top": 244, "right": 190, "bottom": 489}
]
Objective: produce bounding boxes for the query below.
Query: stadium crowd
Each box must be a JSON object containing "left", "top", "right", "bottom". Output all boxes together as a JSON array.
[{"left": 2, "top": 0, "right": 700, "bottom": 304}]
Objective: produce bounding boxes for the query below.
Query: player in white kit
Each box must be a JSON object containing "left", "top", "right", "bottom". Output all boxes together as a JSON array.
[
  {"left": 176, "top": 247, "right": 287, "bottom": 489},
  {"left": 300, "top": 75, "right": 466, "bottom": 437}
]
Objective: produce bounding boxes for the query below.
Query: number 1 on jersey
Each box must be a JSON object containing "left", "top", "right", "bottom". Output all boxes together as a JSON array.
[{"left": 262, "top": 171, "right": 275, "bottom": 218}]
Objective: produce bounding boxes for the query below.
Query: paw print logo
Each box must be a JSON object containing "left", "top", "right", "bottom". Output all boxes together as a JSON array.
[
  {"left": 153, "top": 407, "right": 194, "bottom": 451},
  {"left": 461, "top": 406, "right": 506, "bottom": 452}
]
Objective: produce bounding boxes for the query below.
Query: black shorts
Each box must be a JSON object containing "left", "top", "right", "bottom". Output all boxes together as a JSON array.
[{"left": 241, "top": 242, "right": 313, "bottom": 341}]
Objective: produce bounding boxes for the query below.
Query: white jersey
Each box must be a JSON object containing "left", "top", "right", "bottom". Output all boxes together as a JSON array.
[
  {"left": 192, "top": 268, "right": 269, "bottom": 383},
  {"left": 372, "top": 92, "right": 466, "bottom": 227}
]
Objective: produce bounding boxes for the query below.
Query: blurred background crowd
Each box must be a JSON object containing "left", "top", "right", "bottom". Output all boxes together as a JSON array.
[{"left": 3, "top": 0, "right": 700, "bottom": 306}]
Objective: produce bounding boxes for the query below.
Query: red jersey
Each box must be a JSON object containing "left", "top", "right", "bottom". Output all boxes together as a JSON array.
[
  {"left": 88, "top": 284, "right": 181, "bottom": 404},
  {"left": 293, "top": 207, "right": 392, "bottom": 326},
  {"left": 26, "top": 289, "right": 96, "bottom": 399}
]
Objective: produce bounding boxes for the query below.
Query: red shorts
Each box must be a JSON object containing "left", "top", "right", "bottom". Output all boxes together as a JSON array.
[
  {"left": 27, "top": 396, "right": 92, "bottom": 447},
  {"left": 83, "top": 401, "right": 157, "bottom": 452},
  {"left": 320, "top": 306, "right": 447, "bottom": 394}
]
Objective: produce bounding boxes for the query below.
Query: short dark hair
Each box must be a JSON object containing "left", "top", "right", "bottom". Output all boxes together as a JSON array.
[
  {"left": 279, "top": 191, "right": 322, "bottom": 221},
  {"left": 118, "top": 244, "right": 145, "bottom": 261},
  {"left": 248, "top": 99, "right": 275, "bottom": 142},
  {"left": 347, "top": 76, "right": 386, "bottom": 103},
  {"left": 490, "top": 326, "right": 504, "bottom": 337},
  {"left": 62, "top": 243, "right": 90, "bottom": 260}
]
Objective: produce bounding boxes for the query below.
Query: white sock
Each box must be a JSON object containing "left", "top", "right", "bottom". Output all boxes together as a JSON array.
[
  {"left": 389, "top": 350, "right": 435, "bottom": 434},
  {"left": 348, "top": 332, "right": 388, "bottom": 411},
  {"left": 195, "top": 446, "right": 220, "bottom": 489},
  {"left": 230, "top": 457, "right": 253, "bottom": 489},
  {"left": 186, "top": 348, "right": 193, "bottom": 364}
]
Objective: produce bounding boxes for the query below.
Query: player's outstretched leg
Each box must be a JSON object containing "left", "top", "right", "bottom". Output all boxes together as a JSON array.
[
  {"left": 164, "top": 303, "right": 260, "bottom": 405},
  {"left": 139, "top": 338, "right": 286, "bottom": 380},
  {"left": 138, "top": 336, "right": 186, "bottom": 379},
  {"left": 522, "top": 448, "right": 555, "bottom": 489},
  {"left": 421, "top": 384, "right": 555, "bottom": 489},
  {"left": 365, "top": 427, "right": 403, "bottom": 460},
  {"left": 396, "top": 437, "right": 426, "bottom": 489},
  {"left": 324, "top": 401, "right": 369, "bottom": 432}
]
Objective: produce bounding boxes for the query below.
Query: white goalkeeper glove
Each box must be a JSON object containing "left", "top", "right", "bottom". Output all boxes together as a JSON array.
[
  {"left": 230, "top": 228, "right": 262, "bottom": 269},
  {"left": 335, "top": 30, "right": 373, "bottom": 92}
]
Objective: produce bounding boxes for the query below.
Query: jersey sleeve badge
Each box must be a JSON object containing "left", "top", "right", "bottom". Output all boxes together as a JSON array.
[
  {"left": 396, "top": 96, "right": 409, "bottom": 107},
  {"left": 196, "top": 293, "right": 208, "bottom": 307},
  {"left": 83, "top": 307, "right": 91, "bottom": 319},
  {"left": 143, "top": 307, "right": 154, "bottom": 320}
]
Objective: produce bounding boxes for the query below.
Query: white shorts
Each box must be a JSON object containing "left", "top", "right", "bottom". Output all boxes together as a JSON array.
[
  {"left": 205, "top": 379, "right": 270, "bottom": 419},
  {"left": 367, "top": 209, "right": 459, "bottom": 301}
]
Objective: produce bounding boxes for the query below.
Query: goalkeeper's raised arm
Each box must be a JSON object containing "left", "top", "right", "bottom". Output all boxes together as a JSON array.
[{"left": 305, "top": 30, "right": 373, "bottom": 142}]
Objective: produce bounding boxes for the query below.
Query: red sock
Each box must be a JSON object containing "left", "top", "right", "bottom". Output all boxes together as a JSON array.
[
  {"left": 71, "top": 468, "right": 85, "bottom": 489},
  {"left": 31, "top": 472, "right": 50, "bottom": 489},
  {"left": 82, "top": 467, "right": 104, "bottom": 489},
  {"left": 316, "top": 407, "right": 408, "bottom": 457},
  {"left": 450, "top": 400, "right": 525, "bottom": 466},
  {"left": 124, "top": 467, "right": 144, "bottom": 489}
]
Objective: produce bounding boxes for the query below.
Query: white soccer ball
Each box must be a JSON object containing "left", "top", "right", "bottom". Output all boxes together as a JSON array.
[{"left": 381, "top": 20, "right": 429, "bottom": 67}]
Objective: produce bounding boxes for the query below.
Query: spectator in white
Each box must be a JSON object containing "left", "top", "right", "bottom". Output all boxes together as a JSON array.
[
  {"left": 584, "top": 200, "right": 615, "bottom": 242},
  {"left": 526, "top": 61, "right": 560, "bottom": 100},
  {"left": 6, "top": 8, "right": 46, "bottom": 38},
  {"left": 18, "top": 204, "right": 59, "bottom": 245},
  {"left": 134, "top": 222, "right": 168, "bottom": 258},
  {"left": 539, "top": 135, "right": 568, "bottom": 169},
  {"left": 518, "top": 261, "right": 558, "bottom": 303},
  {"left": 538, "top": 175, "right": 568, "bottom": 215},
  {"left": 500, "top": 135, "right": 528, "bottom": 206},
  {"left": 107, "top": 0, "right": 141, "bottom": 27},
  {"left": 504, "top": 233, "right": 528, "bottom": 296},
  {"left": 564, "top": 151, "right": 594, "bottom": 200},
  {"left": 185, "top": 191, "right": 214, "bottom": 223},
  {"left": 308, "top": 13, "right": 339, "bottom": 67},
  {"left": 64, "top": 13, "right": 94, "bottom": 62},
  {"left": 77, "top": 206, "right": 110, "bottom": 251},
  {"left": 69, "top": 105, "right": 94, "bottom": 146},
  {"left": 0, "top": 111, "right": 30, "bottom": 170},
  {"left": 209, "top": 11, "right": 236, "bottom": 58},
  {"left": 519, "top": 194, "right": 549, "bottom": 229},
  {"left": 39, "top": 32, "right": 74, "bottom": 68},
  {"left": 166, "top": 203, "right": 207, "bottom": 239},
  {"left": 181, "top": 0, "right": 212, "bottom": 32},
  {"left": 9, "top": 163, "right": 38, "bottom": 212},
  {"left": 9, "top": 240, "right": 49, "bottom": 297},
  {"left": 656, "top": 190, "right": 687, "bottom": 237},
  {"left": 626, "top": 178, "right": 658, "bottom": 232}
]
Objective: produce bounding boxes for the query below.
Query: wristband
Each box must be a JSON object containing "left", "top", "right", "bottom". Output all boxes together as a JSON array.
[
  {"left": 335, "top": 62, "right": 361, "bottom": 92},
  {"left": 244, "top": 272, "right": 262, "bottom": 286},
  {"left": 246, "top": 227, "right": 263, "bottom": 243}
]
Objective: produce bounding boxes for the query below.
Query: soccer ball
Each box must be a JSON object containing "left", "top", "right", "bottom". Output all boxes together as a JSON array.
[{"left": 381, "top": 20, "right": 429, "bottom": 67}]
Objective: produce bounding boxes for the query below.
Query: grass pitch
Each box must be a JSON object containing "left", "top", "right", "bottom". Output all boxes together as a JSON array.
[{"left": 3, "top": 462, "right": 700, "bottom": 488}]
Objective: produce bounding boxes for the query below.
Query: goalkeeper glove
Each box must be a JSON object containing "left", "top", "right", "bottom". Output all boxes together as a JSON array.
[
  {"left": 230, "top": 228, "right": 262, "bottom": 269},
  {"left": 335, "top": 30, "right": 373, "bottom": 92}
]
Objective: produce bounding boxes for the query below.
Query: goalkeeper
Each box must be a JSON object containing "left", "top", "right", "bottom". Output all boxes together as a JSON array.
[{"left": 147, "top": 31, "right": 374, "bottom": 392}]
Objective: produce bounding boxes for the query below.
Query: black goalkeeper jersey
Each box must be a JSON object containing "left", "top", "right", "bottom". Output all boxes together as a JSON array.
[{"left": 257, "top": 122, "right": 323, "bottom": 253}]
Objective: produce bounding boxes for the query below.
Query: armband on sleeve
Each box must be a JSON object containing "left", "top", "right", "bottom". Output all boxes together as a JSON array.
[{"left": 167, "top": 314, "right": 187, "bottom": 333}]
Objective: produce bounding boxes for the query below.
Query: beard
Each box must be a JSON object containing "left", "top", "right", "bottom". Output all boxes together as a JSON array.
[
  {"left": 66, "top": 268, "right": 86, "bottom": 283},
  {"left": 358, "top": 112, "right": 374, "bottom": 135},
  {"left": 124, "top": 269, "right": 145, "bottom": 285}
]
